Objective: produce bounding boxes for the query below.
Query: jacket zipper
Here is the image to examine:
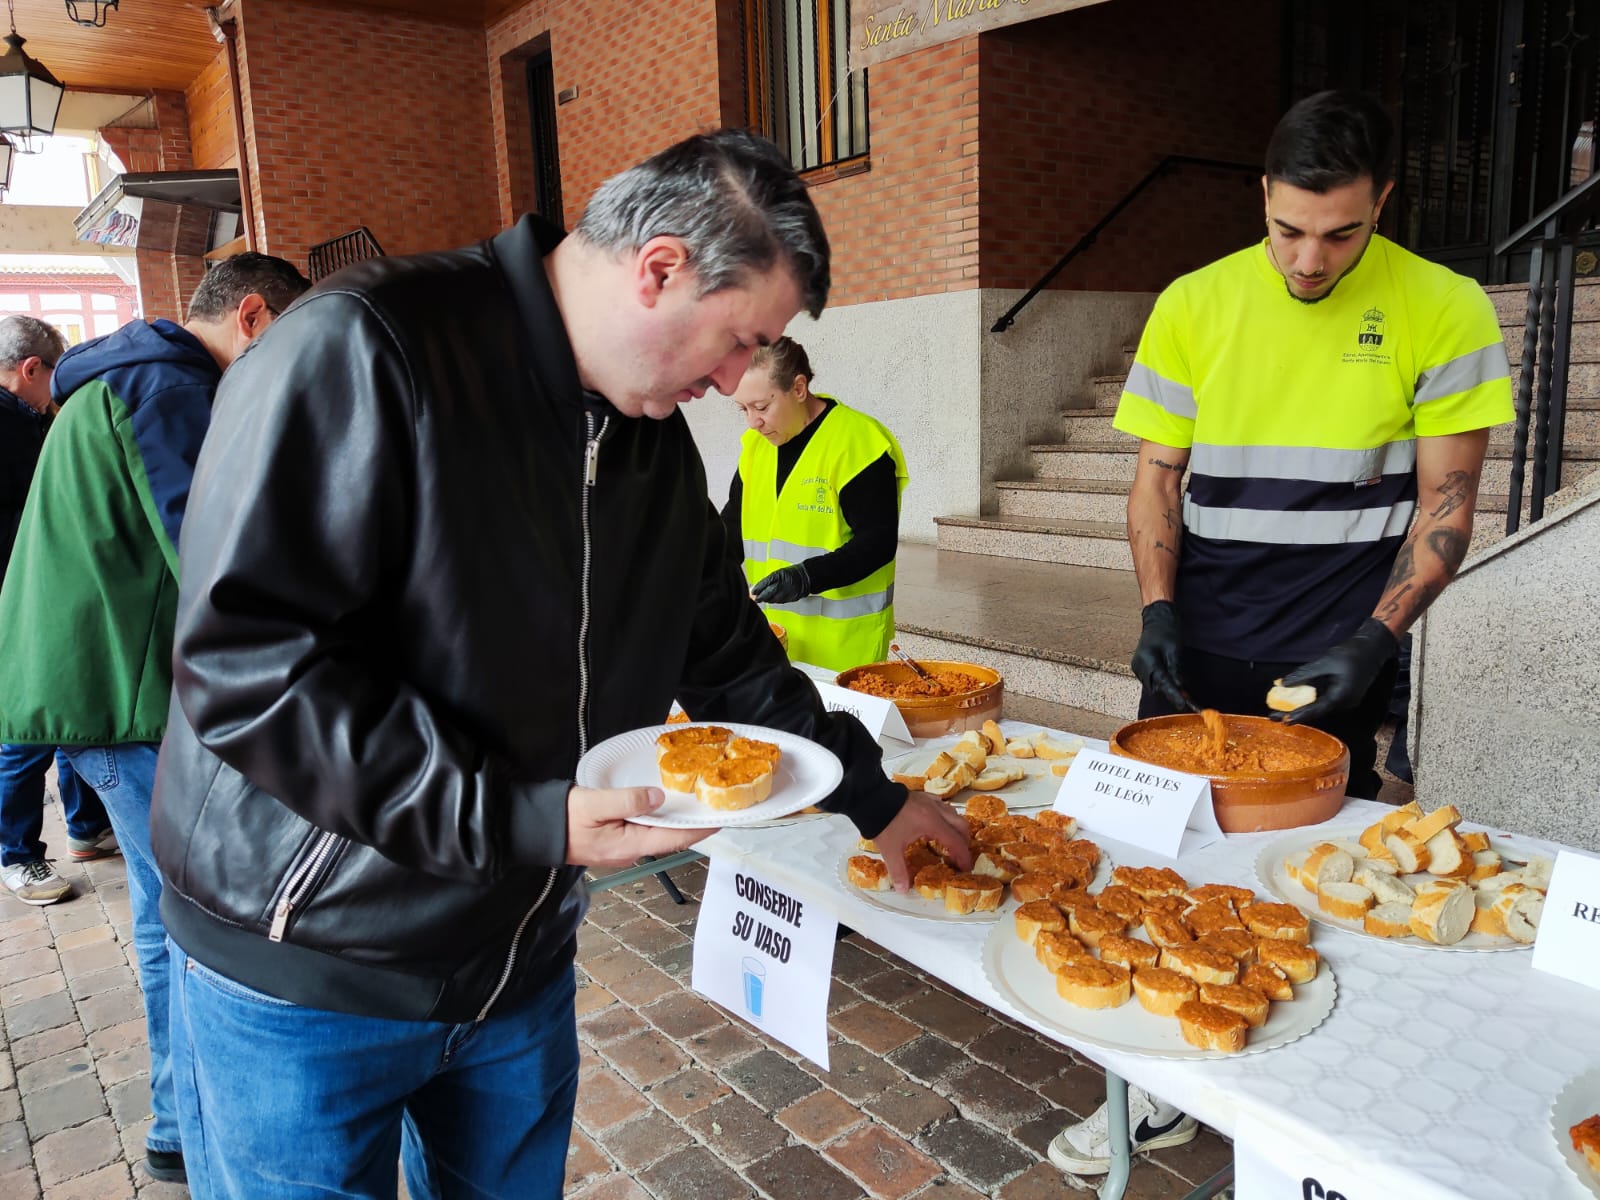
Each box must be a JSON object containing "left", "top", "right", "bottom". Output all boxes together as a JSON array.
[
  {"left": 268, "top": 829, "right": 341, "bottom": 942},
  {"left": 474, "top": 409, "right": 610, "bottom": 1024}
]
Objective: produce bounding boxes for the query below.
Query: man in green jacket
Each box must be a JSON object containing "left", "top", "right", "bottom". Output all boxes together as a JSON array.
[
  {"left": 0, "top": 315, "right": 118, "bottom": 907},
  {"left": 0, "top": 252, "right": 308, "bottom": 1185}
]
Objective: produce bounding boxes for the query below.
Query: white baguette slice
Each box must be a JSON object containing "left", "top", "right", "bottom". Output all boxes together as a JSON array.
[
  {"left": 1468, "top": 850, "right": 1503, "bottom": 883},
  {"left": 1458, "top": 830, "right": 1492, "bottom": 853},
  {"left": 1265, "top": 682, "right": 1317, "bottom": 712},
  {"left": 1354, "top": 855, "right": 1399, "bottom": 876},
  {"left": 1491, "top": 883, "right": 1544, "bottom": 943},
  {"left": 1424, "top": 829, "right": 1472, "bottom": 879},
  {"left": 1469, "top": 888, "right": 1505, "bottom": 937},
  {"left": 1355, "top": 867, "right": 1415, "bottom": 908},
  {"left": 1474, "top": 869, "right": 1523, "bottom": 895},
  {"left": 923, "top": 775, "right": 962, "bottom": 799},
  {"left": 1034, "top": 734, "right": 1083, "bottom": 761},
  {"left": 969, "top": 768, "right": 1014, "bottom": 792},
  {"left": 1317, "top": 880, "right": 1374, "bottom": 921},
  {"left": 1403, "top": 804, "right": 1463, "bottom": 844},
  {"left": 1514, "top": 856, "right": 1554, "bottom": 891},
  {"left": 1303, "top": 843, "right": 1356, "bottom": 888},
  {"left": 1358, "top": 821, "right": 1400, "bottom": 866},
  {"left": 1408, "top": 881, "right": 1474, "bottom": 945},
  {"left": 1364, "top": 902, "right": 1415, "bottom": 938},
  {"left": 1384, "top": 828, "right": 1431, "bottom": 874},
  {"left": 1004, "top": 738, "right": 1036, "bottom": 759},
  {"left": 1284, "top": 849, "right": 1312, "bottom": 889}
]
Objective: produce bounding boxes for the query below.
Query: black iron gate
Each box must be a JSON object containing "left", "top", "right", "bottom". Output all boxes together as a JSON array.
[
  {"left": 526, "top": 50, "right": 563, "bottom": 226},
  {"left": 1288, "top": 0, "right": 1599, "bottom": 282}
]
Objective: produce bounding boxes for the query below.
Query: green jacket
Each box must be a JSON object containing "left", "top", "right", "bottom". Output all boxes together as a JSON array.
[{"left": 0, "top": 319, "right": 221, "bottom": 746}]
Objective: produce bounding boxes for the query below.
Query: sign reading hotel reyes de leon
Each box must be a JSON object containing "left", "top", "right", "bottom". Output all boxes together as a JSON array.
[{"left": 852, "top": 0, "right": 1113, "bottom": 69}]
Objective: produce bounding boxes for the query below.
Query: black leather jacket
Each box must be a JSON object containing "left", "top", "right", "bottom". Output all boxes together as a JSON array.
[{"left": 152, "top": 216, "right": 907, "bottom": 1023}]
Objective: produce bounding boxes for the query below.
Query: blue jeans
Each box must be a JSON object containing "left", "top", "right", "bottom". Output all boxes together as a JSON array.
[
  {"left": 61, "top": 743, "right": 179, "bottom": 1157},
  {"left": 0, "top": 743, "right": 110, "bottom": 866},
  {"left": 170, "top": 943, "right": 579, "bottom": 1200}
]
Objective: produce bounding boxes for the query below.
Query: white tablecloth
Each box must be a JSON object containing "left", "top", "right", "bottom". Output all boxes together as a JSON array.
[{"left": 697, "top": 755, "right": 1600, "bottom": 1200}]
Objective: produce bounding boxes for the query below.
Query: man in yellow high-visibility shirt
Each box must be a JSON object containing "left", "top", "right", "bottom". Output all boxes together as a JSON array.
[{"left": 1050, "top": 88, "right": 1512, "bottom": 1179}]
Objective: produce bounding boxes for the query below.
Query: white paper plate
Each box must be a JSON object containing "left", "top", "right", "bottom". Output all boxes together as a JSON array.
[
  {"left": 882, "top": 734, "right": 1094, "bottom": 812},
  {"left": 1253, "top": 826, "right": 1533, "bottom": 953},
  {"left": 1552, "top": 1069, "right": 1600, "bottom": 1198},
  {"left": 575, "top": 723, "right": 842, "bottom": 829},
  {"left": 835, "top": 845, "right": 1113, "bottom": 923},
  {"left": 980, "top": 919, "right": 1337, "bottom": 1060}
]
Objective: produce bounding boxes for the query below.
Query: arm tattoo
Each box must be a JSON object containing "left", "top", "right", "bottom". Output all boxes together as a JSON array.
[
  {"left": 1382, "top": 538, "right": 1417, "bottom": 590},
  {"left": 1426, "top": 526, "right": 1470, "bottom": 575},
  {"left": 1428, "top": 469, "right": 1475, "bottom": 520},
  {"left": 1161, "top": 506, "right": 1177, "bottom": 531},
  {"left": 1153, "top": 540, "right": 1178, "bottom": 558},
  {"left": 1147, "top": 457, "right": 1184, "bottom": 472},
  {"left": 1375, "top": 583, "right": 1413, "bottom": 622}
]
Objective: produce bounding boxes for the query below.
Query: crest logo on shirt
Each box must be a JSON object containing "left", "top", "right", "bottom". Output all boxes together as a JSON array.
[{"left": 1358, "top": 307, "right": 1386, "bottom": 347}]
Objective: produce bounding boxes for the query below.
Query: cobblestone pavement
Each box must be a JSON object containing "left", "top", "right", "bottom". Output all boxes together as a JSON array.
[{"left": 1, "top": 799, "right": 1233, "bottom": 1198}]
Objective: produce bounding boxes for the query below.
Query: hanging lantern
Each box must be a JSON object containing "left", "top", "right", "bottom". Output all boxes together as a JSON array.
[
  {"left": 0, "top": 134, "right": 14, "bottom": 195},
  {"left": 0, "top": 1, "right": 66, "bottom": 143},
  {"left": 64, "top": 1, "right": 118, "bottom": 27}
]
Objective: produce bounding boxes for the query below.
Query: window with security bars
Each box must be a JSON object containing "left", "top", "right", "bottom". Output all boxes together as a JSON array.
[{"left": 742, "top": 0, "right": 869, "bottom": 173}]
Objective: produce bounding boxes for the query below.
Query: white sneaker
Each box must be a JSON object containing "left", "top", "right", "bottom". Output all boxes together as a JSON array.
[
  {"left": 1047, "top": 1085, "right": 1197, "bottom": 1175},
  {"left": 2, "top": 859, "right": 73, "bottom": 906}
]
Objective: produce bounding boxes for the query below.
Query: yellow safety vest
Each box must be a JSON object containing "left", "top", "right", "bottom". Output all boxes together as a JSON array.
[{"left": 739, "top": 397, "right": 908, "bottom": 672}]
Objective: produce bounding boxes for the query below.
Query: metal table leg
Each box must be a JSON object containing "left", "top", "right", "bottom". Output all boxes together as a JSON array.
[
  {"left": 1181, "top": 1164, "right": 1234, "bottom": 1199},
  {"left": 586, "top": 849, "right": 705, "bottom": 894},
  {"left": 1101, "top": 1070, "right": 1131, "bottom": 1200}
]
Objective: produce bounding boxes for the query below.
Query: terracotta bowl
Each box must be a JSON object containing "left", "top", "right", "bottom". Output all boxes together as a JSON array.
[
  {"left": 1109, "top": 713, "right": 1350, "bottom": 833},
  {"left": 768, "top": 622, "right": 788, "bottom": 652},
  {"left": 835, "top": 660, "right": 1003, "bottom": 739}
]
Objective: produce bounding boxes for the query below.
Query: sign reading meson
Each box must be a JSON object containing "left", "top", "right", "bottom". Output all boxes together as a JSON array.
[{"left": 852, "top": 0, "right": 1113, "bottom": 69}]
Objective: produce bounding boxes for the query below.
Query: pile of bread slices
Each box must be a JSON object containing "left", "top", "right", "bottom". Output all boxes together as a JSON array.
[
  {"left": 891, "top": 721, "right": 1083, "bottom": 800},
  {"left": 847, "top": 797, "right": 1100, "bottom": 914},
  {"left": 655, "top": 725, "right": 782, "bottom": 811},
  {"left": 1284, "top": 802, "right": 1548, "bottom": 945},
  {"left": 1014, "top": 866, "right": 1321, "bottom": 1055}
]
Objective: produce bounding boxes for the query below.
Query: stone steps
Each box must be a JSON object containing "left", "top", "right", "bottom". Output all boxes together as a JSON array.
[
  {"left": 936, "top": 504, "right": 1520, "bottom": 570},
  {"left": 893, "top": 542, "right": 1142, "bottom": 719}
]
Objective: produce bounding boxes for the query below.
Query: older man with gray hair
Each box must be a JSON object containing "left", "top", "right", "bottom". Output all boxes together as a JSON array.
[
  {"left": 0, "top": 315, "right": 117, "bottom": 908},
  {"left": 151, "top": 129, "right": 969, "bottom": 1199}
]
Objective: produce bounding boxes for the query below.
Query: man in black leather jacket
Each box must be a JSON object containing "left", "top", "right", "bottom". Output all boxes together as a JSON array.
[{"left": 153, "top": 130, "right": 969, "bottom": 1199}]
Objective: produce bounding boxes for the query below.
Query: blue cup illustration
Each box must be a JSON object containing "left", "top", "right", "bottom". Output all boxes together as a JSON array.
[{"left": 741, "top": 956, "right": 767, "bottom": 1021}]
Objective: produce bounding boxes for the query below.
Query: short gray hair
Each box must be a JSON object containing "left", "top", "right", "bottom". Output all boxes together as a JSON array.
[
  {"left": 0, "top": 315, "right": 68, "bottom": 370},
  {"left": 575, "top": 129, "right": 831, "bottom": 319}
]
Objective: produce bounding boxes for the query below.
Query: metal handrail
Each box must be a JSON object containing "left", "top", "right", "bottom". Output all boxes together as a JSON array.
[
  {"left": 1495, "top": 173, "right": 1600, "bottom": 535},
  {"left": 990, "top": 155, "right": 1258, "bottom": 334}
]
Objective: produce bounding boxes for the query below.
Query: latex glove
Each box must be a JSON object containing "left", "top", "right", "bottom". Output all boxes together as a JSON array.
[
  {"left": 751, "top": 563, "right": 811, "bottom": 605},
  {"left": 1277, "top": 618, "right": 1398, "bottom": 726},
  {"left": 1130, "top": 600, "right": 1193, "bottom": 713}
]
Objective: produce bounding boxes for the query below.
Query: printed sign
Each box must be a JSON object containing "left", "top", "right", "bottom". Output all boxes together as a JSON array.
[
  {"left": 692, "top": 858, "right": 838, "bottom": 1069},
  {"left": 1531, "top": 848, "right": 1600, "bottom": 992},
  {"left": 1054, "top": 748, "right": 1221, "bottom": 858},
  {"left": 811, "top": 680, "right": 914, "bottom": 747},
  {"left": 850, "top": 0, "right": 1113, "bottom": 69},
  {"left": 1235, "top": 1115, "right": 1386, "bottom": 1200}
]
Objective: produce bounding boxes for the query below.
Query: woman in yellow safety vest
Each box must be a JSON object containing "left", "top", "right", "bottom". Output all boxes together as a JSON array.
[{"left": 722, "top": 336, "right": 908, "bottom": 673}]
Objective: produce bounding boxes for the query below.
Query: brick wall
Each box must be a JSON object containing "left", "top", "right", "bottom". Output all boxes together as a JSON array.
[
  {"left": 186, "top": 47, "right": 238, "bottom": 170},
  {"left": 102, "top": 90, "right": 203, "bottom": 322},
  {"left": 486, "top": 0, "right": 727, "bottom": 233},
  {"left": 807, "top": 38, "right": 980, "bottom": 306},
  {"left": 236, "top": 0, "right": 501, "bottom": 270},
  {"left": 977, "top": 0, "right": 1282, "bottom": 293}
]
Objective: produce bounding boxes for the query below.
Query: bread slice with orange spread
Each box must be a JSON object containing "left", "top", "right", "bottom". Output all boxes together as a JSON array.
[{"left": 695, "top": 756, "right": 774, "bottom": 811}]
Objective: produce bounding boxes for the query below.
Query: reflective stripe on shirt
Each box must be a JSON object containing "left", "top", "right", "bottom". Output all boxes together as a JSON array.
[
  {"left": 1188, "top": 440, "right": 1417, "bottom": 482},
  {"left": 1182, "top": 497, "right": 1416, "bottom": 544},
  {"left": 768, "top": 583, "right": 895, "bottom": 619},
  {"left": 1124, "top": 362, "right": 1197, "bottom": 420},
  {"left": 1413, "top": 343, "right": 1512, "bottom": 406}
]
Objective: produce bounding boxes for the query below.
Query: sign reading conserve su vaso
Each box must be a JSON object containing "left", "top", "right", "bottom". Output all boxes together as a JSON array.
[{"left": 851, "top": 0, "right": 1113, "bottom": 69}]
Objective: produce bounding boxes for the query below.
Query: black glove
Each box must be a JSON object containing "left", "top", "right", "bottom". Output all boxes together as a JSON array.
[
  {"left": 1130, "top": 600, "right": 1193, "bottom": 713},
  {"left": 751, "top": 563, "right": 811, "bottom": 605},
  {"left": 1277, "top": 618, "right": 1398, "bottom": 726}
]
